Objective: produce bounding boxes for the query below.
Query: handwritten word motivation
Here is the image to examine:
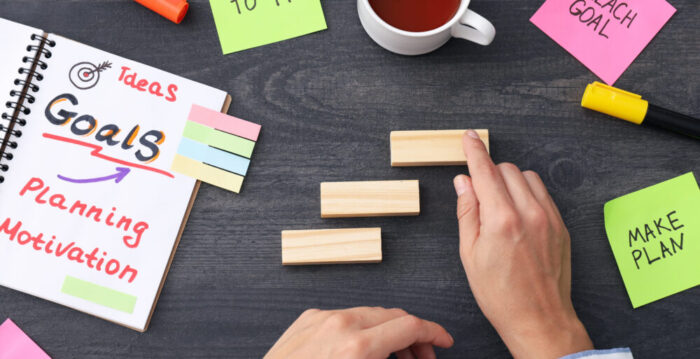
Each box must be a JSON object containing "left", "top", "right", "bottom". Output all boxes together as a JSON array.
[
  {"left": 230, "top": 0, "right": 292, "bottom": 14},
  {"left": 628, "top": 211, "right": 685, "bottom": 270},
  {"left": 117, "top": 66, "right": 178, "bottom": 103},
  {"left": 569, "top": 0, "right": 638, "bottom": 38},
  {"left": 20, "top": 177, "right": 149, "bottom": 249},
  {"left": 45, "top": 93, "right": 165, "bottom": 163},
  {"left": 1, "top": 216, "right": 139, "bottom": 283}
]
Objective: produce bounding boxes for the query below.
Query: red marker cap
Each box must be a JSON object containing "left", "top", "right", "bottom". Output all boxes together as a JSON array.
[{"left": 134, "top": 0, "right": 189, "bottom": 24}]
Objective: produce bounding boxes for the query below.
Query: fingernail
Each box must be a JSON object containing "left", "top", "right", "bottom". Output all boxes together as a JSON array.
[
  {"left": 453, "top": 175, "right": 468, "bottom": 196},
  {"left": 466, "top": 129, "right": 479, "bottom": 139},
  {"left": 448, "top": 332, "right": 455, "bottom": 344}
]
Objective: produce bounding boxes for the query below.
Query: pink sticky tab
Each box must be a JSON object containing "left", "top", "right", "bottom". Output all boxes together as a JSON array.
[
  {"left": 0, "top": 319, "right": 51, "bottom": 359},
  {"left": 530, "top": 0, "right": 675, "bottom": 85},
  {"left": 188, "top": 104, "right": 261, "bottom": 142}
]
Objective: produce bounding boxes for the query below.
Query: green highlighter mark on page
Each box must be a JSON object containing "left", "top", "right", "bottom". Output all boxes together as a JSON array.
[
  {"left": 61, "top": 276, "right": 138, "bottom": 314},
  {"left": 604, "top": 172, "right": 700, "bottom": 308}
]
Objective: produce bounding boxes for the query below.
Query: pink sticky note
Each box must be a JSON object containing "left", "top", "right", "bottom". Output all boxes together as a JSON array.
[
  {"left": 0, "top": 319, "right": 51, "bottom": 359},
  {"left": 188, "top": 104, "right": 261, "bottom": 142},
  {"left": 530, "top": 0, "right": 675, "bottom": 84}
]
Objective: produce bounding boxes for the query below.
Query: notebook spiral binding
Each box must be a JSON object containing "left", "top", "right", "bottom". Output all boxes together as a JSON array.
[{"left": 0, "top": 33, "right": 56, "bottom": 183}]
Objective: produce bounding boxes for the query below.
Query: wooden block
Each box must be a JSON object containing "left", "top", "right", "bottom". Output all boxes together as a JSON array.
[
  {"left": 281, "top": 228, "right": 382, "bottom": 265},
  {"left": 320, "top": 180, "right": 420, "bottom": 218},
  {"left": 390, "top": 130, "right": 489, "bottom": 167}
]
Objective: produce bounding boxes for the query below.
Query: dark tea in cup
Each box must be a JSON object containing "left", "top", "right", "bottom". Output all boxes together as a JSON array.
[{"left": 368, "top": 0, "right": 462, "bottom": 32}]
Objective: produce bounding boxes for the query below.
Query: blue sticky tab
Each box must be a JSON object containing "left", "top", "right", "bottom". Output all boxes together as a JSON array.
[{"left": 177, "top": 137, "right": 250, "bottom": 176}]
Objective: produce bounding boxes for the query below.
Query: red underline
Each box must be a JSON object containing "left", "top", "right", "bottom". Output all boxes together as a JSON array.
[{"left": 42, "top": 132, "right": 174, "bottom": 178}]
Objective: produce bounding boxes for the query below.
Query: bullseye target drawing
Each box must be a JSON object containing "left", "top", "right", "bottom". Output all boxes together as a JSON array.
[{"left": 69, "top": 61, "right": 112, "bottom": 90}]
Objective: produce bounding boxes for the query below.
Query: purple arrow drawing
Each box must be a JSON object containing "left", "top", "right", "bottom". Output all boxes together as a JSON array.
[{"left": 58, "top": 167, "right": 131, "bottom": 184}]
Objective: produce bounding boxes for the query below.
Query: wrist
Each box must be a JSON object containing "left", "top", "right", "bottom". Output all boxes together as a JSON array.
[{"left": 498, "top": 312, "right": 593, "bottom": 359}]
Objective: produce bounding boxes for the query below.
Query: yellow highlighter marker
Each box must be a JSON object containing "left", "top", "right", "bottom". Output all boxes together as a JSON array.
[{"left": 582, "top": 82, "right": 700, "bottom": 139}]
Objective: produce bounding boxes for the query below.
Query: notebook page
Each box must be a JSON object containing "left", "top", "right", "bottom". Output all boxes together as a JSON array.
[{"left": 0, "top": 33, "right": 227, "bottom": 330}]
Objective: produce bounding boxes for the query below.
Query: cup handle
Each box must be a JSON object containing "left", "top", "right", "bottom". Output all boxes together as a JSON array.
[{"left": 451, "top": 9, "right": 495, "bottom": 46}]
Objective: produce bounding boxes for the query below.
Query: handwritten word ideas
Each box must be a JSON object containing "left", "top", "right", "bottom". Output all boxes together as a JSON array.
[
  {"left": 604, "top": 172, "right": 700, "bottom": 308},
  {"left": 531, "top": 0, "right": 675, "bottom": 84},
  {"left": 117, "top": 66, "right": 178, "bottom": 102},
  {"left": 210, "top": 0, "right": 327, "bottom": 54}
]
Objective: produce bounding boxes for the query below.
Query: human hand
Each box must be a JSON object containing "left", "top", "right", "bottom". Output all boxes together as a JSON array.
[
  {"left": 264, "top": 307, "right": 453, "bottom": 359},
  {"left": 453, "top": 130, "right": 593, "bottom": 359}
]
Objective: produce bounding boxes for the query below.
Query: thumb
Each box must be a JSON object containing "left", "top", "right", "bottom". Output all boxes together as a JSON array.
[{"left": 454, "top": 175, "right": 480, "bottom": 259}]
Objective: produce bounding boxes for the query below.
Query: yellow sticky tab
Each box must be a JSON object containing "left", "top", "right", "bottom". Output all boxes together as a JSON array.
[
  {"left": 171, "top": 154, "right": 244, "bottom": 193},
  {"left": 581, "top": 82, "right": 649, "bottom": 125}
]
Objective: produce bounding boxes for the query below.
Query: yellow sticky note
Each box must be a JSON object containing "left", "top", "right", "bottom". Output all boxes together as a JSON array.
[
  {"left": 172, "top": 154, "right": 244, "bottom": 193},
  {"left": 209, "top": 0, "right": 327, "bottom": 54},
  {"left": 604, "top": 172, "right": 700, "bottom": 308}
]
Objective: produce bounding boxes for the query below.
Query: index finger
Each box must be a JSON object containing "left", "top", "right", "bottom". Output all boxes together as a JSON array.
[
  {"left": 363, "top": 315, "right": 453, "bottom": 358},
  {"left": 339, "top": 307, "right": 410, "bottom": 328},
  {"left": 462, "top": 130, "right": 512, "bottom": 210}
]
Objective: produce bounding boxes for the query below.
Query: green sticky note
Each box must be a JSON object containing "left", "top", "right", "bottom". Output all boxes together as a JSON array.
[
  {"left": 61, "top": 275, "right": 137, "bottom": 314},
  {"left": 209, "top": 0, "right": 327, "bottom": 54},
  {"left": 604, "top": 172, "right": 700, "bottom": 308},
  {"left": 183, "top": 121, "right": 256, "bottom": 158}
]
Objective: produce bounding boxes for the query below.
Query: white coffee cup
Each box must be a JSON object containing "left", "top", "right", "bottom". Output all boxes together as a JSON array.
[{"left": 358, "top": 0, "right": 496, "bottom": 55}]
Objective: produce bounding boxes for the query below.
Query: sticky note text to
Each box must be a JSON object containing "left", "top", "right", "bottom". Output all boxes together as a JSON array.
[{"left": 210, "top": 0, "right": 327, "bottom": 54}]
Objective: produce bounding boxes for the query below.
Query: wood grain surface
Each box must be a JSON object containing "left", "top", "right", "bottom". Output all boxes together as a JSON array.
[
  {"left": 390, "top": 130, "right": 489, "bottom": 166},
  {"left": 281, "top": 228, "right": 382, "bottom": 265},
  {"left": 1, "top": 0, "right": 699, "bottom": 358},
  {"left": 321, "top": 180, "right": 420, "bottom": 218}
]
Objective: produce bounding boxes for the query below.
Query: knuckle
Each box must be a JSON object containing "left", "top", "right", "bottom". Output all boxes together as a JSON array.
[
  {"left": 523, "top": 170, "right": 541, "bottom": 180},
  {"left": 526, "top": 207, "right": 549, "bottom": 229},
  {"left": 296, "top": 308, "right": 321, "bottom": 322},
  {"left": 497, "top": 162, "right": 519, "bottom": 173},
  {"left": 325, "top": 313, "right": 352, "bottom": 329},
  {"left": 388, "top": 308, "right": 408, "bottom": 316},
  {"left": 342, "top": 334, "right": 369, "bottom": 355},
  {"left": 456, "top": 196, "right": 478, "bottom": 219},
  {"left": 301, "top": 308, "right": 320, "bottom": 318},
  {"left": 495, "top": 210, "right": 521, "bottom": 232},
  {"left": 472, "top": 161, "right": 497, "bottom": 177},
  {"left": 402, "top": 315, "right": 423, "bottom": 330}
]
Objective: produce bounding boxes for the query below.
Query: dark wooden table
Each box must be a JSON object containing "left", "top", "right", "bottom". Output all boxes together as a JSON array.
[{"left": 1, "top": 0, "right": 698, "bottom": 358}]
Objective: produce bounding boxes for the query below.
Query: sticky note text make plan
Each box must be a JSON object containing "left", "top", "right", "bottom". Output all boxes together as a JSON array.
[{"left": 604, "top": 172, "right": 700, "bottom": 308}]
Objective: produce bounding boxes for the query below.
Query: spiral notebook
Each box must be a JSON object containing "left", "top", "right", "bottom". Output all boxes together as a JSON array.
[{"left": 0, "top": 17, "right": 231, "bottom": 331}]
